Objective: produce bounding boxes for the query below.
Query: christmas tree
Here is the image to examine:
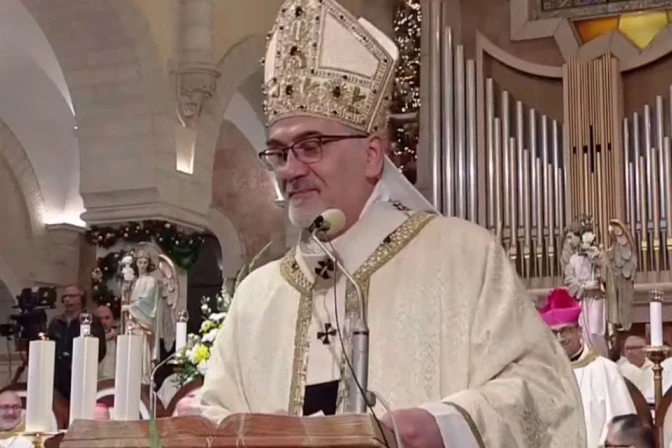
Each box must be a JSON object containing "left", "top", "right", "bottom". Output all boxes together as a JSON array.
[{"left": 391, "top": 0, "right": 421, "bottom": 182}]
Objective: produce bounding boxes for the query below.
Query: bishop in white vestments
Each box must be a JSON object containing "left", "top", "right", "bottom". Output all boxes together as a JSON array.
[
  {"left": 540, "top": 288, "right": 635, "bottom": 448},
  {"left": 195, "top": 1, "right": 586, "bottom": 447}
]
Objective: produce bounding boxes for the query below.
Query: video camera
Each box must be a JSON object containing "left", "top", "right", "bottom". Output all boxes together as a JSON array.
[{"left": 0, "top": 287, "right": 57, "bottom": 341}]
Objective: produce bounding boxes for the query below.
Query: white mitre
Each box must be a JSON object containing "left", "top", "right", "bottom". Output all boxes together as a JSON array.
[{"left": 263, "top": 0, "right": 436, "bottom": 213}]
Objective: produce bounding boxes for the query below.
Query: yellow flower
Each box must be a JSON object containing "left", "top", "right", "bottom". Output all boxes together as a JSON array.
[
  {"left": 193, "top": 345, "right": 210, "bottom": 363},
  {"left": 201, "top": 320, "right": 215, "bottom": 333}
]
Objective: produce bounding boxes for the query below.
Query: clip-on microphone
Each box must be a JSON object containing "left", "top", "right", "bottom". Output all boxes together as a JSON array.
[{"left": 307, "top": 209, "right": 374, "bottom": 414}]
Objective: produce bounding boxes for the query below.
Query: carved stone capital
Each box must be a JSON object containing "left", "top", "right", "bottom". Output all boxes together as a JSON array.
[{"left": 173, "top": 62, "right": 221, "bottom": 128}]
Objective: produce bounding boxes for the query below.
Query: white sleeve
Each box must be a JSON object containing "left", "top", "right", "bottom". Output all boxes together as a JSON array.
[{"left": 419, "top": 402, "right": 481, "bottom": 448}]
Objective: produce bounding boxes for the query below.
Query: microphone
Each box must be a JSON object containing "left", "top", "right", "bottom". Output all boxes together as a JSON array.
[
  {"left": 307, "top": 210, "right": 373, "bottom": 414},
  {"left": 308, "top": 208, "right": 346, "bottom": 239}
]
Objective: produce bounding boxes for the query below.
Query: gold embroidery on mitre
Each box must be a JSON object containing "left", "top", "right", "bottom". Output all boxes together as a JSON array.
[
  {"left": 263, "top": 0, "right": 396, "bottom": 133},
  {"left": 280, "top": 211, "right": 436, "bottom": 414}
]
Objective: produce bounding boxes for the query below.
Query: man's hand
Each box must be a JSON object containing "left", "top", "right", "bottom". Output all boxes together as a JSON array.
[{"left": 381, "top": 408, "right": 444, "bottom": 448}]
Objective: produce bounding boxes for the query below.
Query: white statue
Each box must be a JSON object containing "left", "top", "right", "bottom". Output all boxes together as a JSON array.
[
  {"left": 561, "top": 215, "right": 637, "bottom": 356},
  {"left": 120, "top": 247, "right": 180, "bottom": 383}
]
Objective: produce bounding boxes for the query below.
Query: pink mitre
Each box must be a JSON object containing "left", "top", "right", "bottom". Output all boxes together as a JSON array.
[{"left": 539, "top": 288, "right": 581, "bottom": 327}]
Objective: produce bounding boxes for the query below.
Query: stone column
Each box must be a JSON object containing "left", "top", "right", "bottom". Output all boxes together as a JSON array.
[
  {"left": 173, "top": 0, "right": 220, "bottom": 129},
  {"left": 44, "top": 224, "right": 83, "bottom": 286}
]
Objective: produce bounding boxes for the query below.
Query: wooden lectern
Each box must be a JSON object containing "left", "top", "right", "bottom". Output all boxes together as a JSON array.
[{"left": 50, "top": 414, "right": 403, "bottom": 448}]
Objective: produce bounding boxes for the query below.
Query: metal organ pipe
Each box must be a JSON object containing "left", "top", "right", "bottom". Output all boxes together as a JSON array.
[
  {"left": 466, "top": 60, "right": 477, "bottom": 222},
  {"left": 441, "top": 27, "right": 454, "bottom": 216},
  {"left": 428, "top": 1, "right": 442, "bottom": 212},
  {"left": 486, "top": 79, "right": 495, "bottom": 229}
]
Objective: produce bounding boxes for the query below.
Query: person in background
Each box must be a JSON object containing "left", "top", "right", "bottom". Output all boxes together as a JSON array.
[
  {"left": 97, "top": 304, "right": 117, "bottom": 379},
  {"left": 539, "top": 288, "right": 635, "bottom": 448},
  {"left": 619, "top": 336, "right": 652, "bottom": 393},
  {"left": 603, "top": 414, "right": 654, "bottom": 448},
  {"left": 0, "top": 391, "right": 23, "bottom": 438},
  {"left": 47, "top": 285, "right": 106, "bottom": 399}
]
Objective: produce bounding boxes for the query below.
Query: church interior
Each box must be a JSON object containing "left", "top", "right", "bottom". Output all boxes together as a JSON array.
[{"left": 2, "top": 0, "right": 672, "bottom": 446}]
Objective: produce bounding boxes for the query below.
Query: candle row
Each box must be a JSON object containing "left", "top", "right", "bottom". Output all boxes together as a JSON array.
[{"left": 24, "top": 317, "right": 188, "bottom": 432}]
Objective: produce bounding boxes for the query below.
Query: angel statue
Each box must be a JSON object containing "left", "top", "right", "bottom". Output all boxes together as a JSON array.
[
  {"left": 120, "top": 247, "right": 181, "bottom": 383},
  {"left": 561, "top": 215, "right": 637, "bottom": 357}
]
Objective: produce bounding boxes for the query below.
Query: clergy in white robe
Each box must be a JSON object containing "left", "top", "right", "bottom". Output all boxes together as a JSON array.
[
  {"left": 618, "top": 336, "right": 653, "bottom": 394},
  {"left": 539, "top": 288, "right": 636, "bottom": 448},
  {"left": 195, "top": 0, "right": 586, "bottom": 447}
]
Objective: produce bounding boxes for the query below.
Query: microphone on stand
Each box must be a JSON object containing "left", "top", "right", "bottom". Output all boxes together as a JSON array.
[{"left": 307, "top": 209, "right": 374, "bottom": 414}]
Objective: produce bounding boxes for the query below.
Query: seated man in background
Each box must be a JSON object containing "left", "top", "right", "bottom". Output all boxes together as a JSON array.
[
  {"left": 0, "top": 391, "right": 23, "bottom": 438},
  {"left": 603, "top": 414, "right": 654, "bottom": 448},
  {"left": 619, "top": 336, "right": 652, "bottom": 394},
  {"left": 540, "top": 288, "right": 635, "bottom": 448}
]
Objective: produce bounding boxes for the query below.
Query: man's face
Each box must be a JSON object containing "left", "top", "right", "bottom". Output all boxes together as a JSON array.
[
  {"left": 98, "top": 306, "right": 114, "bottom": 332},
  {"left": 0, "top": 392, "right": 22, "bottom": 431},
  {"left": 550, "top": 324, "right": 582, "bottom": 357},
  {"left": 624, "top": 336, "right": 647, "bottom": 367},
  {"left": 62, "top": 286, "right": 82, "bottom": 315},
  {"left": 267, "top": 116, "right": 384, "bottom": 230}
]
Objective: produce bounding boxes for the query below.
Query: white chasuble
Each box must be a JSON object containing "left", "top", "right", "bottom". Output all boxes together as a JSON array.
[
  {"left": 572, "top": 346, "right": 636, "bottom": 448},
  {"left": 196, "top": 199, "right": 585, "bottom": 447}
]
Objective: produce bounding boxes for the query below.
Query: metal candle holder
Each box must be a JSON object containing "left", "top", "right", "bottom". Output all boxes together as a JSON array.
[
  {"left": 644, "top": 345, "right": 671, "bottom": 406},
  {"left": 21, "top": 431, "right": 57, "bottom": 448}
]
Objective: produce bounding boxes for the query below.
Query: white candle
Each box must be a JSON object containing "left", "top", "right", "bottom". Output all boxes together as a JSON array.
[
  {"left": 176, "top": 322, "right": 187, "bottom": 353},
  {"left": 650, "top": 300, "right": 664, "bottom": 347},
  {"left": 113, "top": 334, "right": 143, "bottom": 421},
  {"left": 25, "top": 339, "right": 55, "bottom": 433},
  {"left": 69, "top": 336, "right": 99, "bottom": 424}
]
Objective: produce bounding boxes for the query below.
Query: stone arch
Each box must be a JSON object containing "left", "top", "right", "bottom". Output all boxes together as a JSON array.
[
  {"left": 0, "top": 120, "right": 46, "bottom": 239},
  {"left": 212, "top": 35, "right": 267, "bottom": 120},
  {"left": 20, "top": 0, "right": 174, "bottom": 210},
  {"left": 0, "top": 252, "right": 22, "bottom": 297},
  {"left": 207, "top": 208, "right": 246, "bottom": 279},
  {"left": 191, "top": 35, "right": 267, "bottom": 187},
  {"left": 212, "top": 120, "right": 286, "bottom": 262}
]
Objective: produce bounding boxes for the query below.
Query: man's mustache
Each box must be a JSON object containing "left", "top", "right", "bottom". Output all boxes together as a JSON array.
[{"left": 284, "top": 178, "right": 319, "bottom": 195}]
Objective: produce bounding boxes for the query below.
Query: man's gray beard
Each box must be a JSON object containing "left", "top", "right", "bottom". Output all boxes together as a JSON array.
[{"left": 288, "top": 202, "right": 326, "bottom": 230}]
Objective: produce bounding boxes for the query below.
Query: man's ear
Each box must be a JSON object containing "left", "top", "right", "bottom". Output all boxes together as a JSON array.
[{"left": 364, "top": 134, "right": 386, "bottom": 179}]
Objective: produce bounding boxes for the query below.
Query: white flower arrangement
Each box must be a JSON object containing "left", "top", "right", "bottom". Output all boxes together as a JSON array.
[
  {"left": 174, "top": 284, "right": 233, "bottom": 384},
  {"left": 581, "top": 231, "right": 596, "bottom": 245},
  {"left": 173, "top": 241, "right": 271, "bottom": 386}
]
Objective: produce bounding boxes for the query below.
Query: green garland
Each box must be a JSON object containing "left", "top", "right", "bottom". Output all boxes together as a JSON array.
[
  {"left": 86, "top": 220, "right": 206, "bottom": 317},
  {"left": 85, "top": 220, "right": 205, "bottom": 270}
]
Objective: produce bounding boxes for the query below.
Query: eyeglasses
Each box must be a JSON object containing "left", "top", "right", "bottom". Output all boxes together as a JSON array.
[
  {"left": 550, "top": 326, "right": 579, "bottom": 338},
  {"left": 258, "top": 134, "right": 368, "bottom": 170},
  {"left": 0, "top": 405, "right": 21, "bottom": 412},
  {"left": 624, "top": 346, "right": 646, "bottom": 351}
]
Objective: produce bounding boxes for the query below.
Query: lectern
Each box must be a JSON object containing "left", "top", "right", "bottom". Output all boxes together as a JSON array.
[{"left": 50, "top": 414, "right": 404, "bottom": 448}]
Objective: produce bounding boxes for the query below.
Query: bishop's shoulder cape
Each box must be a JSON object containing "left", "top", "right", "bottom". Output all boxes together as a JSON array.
[{"left": 196, "top": 206, "right": 586, "bottom": 447}]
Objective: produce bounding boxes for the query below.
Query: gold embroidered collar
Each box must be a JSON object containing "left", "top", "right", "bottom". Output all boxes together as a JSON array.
[
  {"left": 280, "top": 210, "right": 436, "bottom": 415},
  {"left": 571, "top": 348, "right": 599, "bottom": 369}
]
